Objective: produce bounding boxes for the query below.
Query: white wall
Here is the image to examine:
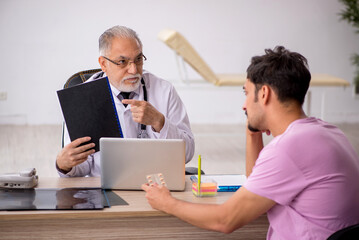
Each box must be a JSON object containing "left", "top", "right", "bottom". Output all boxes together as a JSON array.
[{"left": 0, "top": 0, "right": 358, "bottom": 125}]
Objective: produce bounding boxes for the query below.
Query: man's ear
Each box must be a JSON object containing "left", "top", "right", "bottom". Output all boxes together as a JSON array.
[
  {"left": 260, "top": 85, "right": 271, "bottom": 105},
  {"left": 98, "top": 56, "right": 107, "bottom": 72}
]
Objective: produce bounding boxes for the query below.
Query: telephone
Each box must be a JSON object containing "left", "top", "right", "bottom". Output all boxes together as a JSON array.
[{"left": 0, "top": 168, "right": 39, "bottom": 189}]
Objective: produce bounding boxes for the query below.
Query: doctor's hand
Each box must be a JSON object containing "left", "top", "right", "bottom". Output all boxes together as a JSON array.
[
  {"left": 56, "top": 137, "right": 95, "bottom": 173},
  {"left": 141, "top": 183, "right": 174, "bottom": 212},
  {"left": 122, "top": 99, "right": 165, "bottom": 132}
]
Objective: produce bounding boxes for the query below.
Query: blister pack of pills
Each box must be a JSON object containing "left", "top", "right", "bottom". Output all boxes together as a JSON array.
[{"left": 146, "top": 173, "right": 167, "bottom": 187}]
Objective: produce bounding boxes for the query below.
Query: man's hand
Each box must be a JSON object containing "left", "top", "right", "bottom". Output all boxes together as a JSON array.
[
  {"left": 141, "top": 183, "right": 174, "bottom": 212},
  {"left": 246, "top": 127, "right": 271, "bottom": 137},
  {"left": 56, "top": 137, "right": 95, "bottom": 172},
  {"left": 122, "top": 99, "right": 165, "bottom": 132}
]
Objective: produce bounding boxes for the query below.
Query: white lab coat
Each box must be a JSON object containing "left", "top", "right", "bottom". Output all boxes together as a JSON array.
[{"left": 58, "top": 70, "right": 195, "bottom": 177}]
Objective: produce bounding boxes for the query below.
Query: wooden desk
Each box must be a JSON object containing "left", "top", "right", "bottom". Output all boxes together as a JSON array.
[{"left": 0, "top": 177, "right": 269, "bottom": 239}]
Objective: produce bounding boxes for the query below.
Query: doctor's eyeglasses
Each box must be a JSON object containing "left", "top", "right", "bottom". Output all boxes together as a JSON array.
[{"left": 102, "top": 54, "right": 147, "bottom": 69}]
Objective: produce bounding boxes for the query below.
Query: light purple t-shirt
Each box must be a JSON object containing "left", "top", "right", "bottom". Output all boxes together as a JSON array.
[{"left": 244, "top": 117, "right": 359, "bottom": 240}]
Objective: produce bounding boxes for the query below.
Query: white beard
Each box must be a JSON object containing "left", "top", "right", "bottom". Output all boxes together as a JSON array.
[{"left": 118, "top": 74, "right": 141, "bottom": 92}]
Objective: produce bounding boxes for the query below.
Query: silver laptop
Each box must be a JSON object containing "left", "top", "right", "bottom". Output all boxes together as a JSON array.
[{"left": 100, "top": 138, "right": 186, "bottom": 191}]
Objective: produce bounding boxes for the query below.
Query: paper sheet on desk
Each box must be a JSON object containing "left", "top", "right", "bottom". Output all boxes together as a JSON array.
[{"left": 191, "top": 174, "right": 247, "bottom": 192}]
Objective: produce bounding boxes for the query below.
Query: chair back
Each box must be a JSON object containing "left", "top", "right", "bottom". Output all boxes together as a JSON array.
[
  {"left": 327, "top": 223, "right": 359, "bottom": 240},
  {"left": 64, "top": 68, "right": 102, "bottom": 89},
  {"left": 158, "top": 29, "right": 219, "bottom": 85}
]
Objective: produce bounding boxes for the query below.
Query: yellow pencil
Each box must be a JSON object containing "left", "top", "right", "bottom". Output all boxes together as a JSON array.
[{"left": 198, "top": 155, "right": 201, "bottom": 195}]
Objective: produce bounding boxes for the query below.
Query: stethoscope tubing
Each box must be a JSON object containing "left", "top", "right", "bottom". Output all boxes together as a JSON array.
[{"left": 140, "top": 78, "right": 147, "bottom": 132}]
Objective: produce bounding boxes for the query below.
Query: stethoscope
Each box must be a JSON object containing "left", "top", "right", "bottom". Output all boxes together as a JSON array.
[{"left": 137, "top": 78, "right": 149, "bottom": 139}]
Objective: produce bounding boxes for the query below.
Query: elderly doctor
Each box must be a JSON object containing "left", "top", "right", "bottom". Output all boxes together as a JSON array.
[{"left": 56, "top": 25, "right": 194, "bottom": 177}]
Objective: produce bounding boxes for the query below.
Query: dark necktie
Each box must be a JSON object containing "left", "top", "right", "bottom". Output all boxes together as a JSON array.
[{"left": 118, "top": 92, "right": 131, "bottom": 107}]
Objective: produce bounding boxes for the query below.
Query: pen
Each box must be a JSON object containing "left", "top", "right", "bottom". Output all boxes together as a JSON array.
[{"left": 198, "top": 155, "right": 201, "bottom": 195}]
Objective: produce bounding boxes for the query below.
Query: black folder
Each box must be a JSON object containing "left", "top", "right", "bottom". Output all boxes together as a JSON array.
[{"left": 57, "top": 77, "right": 123, "bottom": 152}]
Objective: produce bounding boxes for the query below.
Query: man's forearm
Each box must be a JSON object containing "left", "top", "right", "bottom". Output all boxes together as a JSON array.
[
  {"left": 245, "top": 130, "right": 264, "bottom": 177},
  {"left": 161, "top": 187, "right": 272, "bottom": 234},
  {"left": 164, "top": 197, "right": 235, "bottom": 233},
  {"left": 143, "top": 182, "right": 275, "bottom": 234}
]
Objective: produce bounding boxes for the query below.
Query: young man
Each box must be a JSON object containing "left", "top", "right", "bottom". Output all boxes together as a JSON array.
[
  {"left": 56, "top": 26, "right": 194, "bottom": 177},
  {"left": 142, "top": 46, "right": 359, "bottom": 239}
]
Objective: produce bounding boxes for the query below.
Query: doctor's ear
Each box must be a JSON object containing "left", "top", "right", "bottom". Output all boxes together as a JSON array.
[{"left": 98, "top": 56, "right": 107, "bottom": 72}]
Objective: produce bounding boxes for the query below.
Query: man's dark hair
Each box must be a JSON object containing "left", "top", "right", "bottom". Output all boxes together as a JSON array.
[{"left": 246, "top": 46, "right": 311, "bottom": 105}]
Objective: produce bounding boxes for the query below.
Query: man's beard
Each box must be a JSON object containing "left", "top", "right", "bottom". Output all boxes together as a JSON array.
[
  {"left": 118, "top": 74, "right": 142, "bottom": 92},
  {"left": 245, "top": 111, "right": 260, "bottom": 132}
]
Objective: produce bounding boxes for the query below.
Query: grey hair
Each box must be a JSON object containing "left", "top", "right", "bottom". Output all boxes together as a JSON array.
[{"left": 99, "top": 26, "right": 142, "bottom": 56}]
